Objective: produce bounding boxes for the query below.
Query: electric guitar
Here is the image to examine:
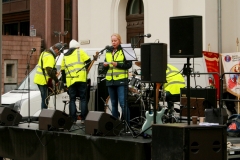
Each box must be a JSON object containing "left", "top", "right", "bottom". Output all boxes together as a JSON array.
[
  {"left": 141, "top": 83, "right": 164, "bottom": 136},
  {"left": 141, "top": 108, "right": 166, "bottom": 136}
]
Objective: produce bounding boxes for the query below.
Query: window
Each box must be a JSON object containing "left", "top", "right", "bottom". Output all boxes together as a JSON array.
[
  {"left": 6, "top": 64, "right": 14, "bottom": 77},
  {"left": 64, "top": 0, "right": 72, "bottom": 45},
  {"left": 4, "top": 60, "right": 17, "bottom": 83},
  {"left": 126, "top": 0, "right": 144, "bottom": 48}
]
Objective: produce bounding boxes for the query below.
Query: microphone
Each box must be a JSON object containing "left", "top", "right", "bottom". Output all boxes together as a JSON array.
[
  {"left": 99, "top": 45, "right": 112, "bottom": 53},
  {"left": 136, "top": 33, "right": 151, "bottom": 38},
  {"left": 31, "top": 48, "right": 36, "bottom": 52}
]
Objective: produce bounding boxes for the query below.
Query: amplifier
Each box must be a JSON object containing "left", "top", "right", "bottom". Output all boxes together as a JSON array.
[
  {"left": 98, "top": 62, "right": 107, "bottom": 76},
  {"left": 180, "top": 88, "right": 217, "bottom": 108}
]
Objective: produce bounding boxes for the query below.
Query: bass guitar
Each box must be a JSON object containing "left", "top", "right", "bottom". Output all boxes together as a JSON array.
[{"left": 141, "top": 108, "right": 166, "bottom": 136}]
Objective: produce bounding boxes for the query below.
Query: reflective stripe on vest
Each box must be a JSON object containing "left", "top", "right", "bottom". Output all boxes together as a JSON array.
[
  {"left": 164, "top": 64, "right": 185, "bottom": 94},
  {"left": 62, "top": 49, "right": 87, "bottom": 87},
  {"left": 105, "top": 50, "right": 128, "bottom": 80}
]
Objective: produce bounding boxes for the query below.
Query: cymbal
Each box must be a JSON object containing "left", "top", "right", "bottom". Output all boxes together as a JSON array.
[{"left": 135, "top": 61, "right": 141, "bottom": 67}]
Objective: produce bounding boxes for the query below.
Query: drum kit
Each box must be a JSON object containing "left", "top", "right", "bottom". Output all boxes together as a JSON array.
[
  {"left": 104, "top": 61, "right": 177, "bottom": 131},
  {"left": 127, "top": 61, "right": 158, "bottom": 126}
]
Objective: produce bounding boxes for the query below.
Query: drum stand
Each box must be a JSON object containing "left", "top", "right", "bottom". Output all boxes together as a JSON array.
[
  {"left": 160, "top": 87, "right": 178, "bottom": 123},
  {"left": 130, "top": 83, "right": 146, "bottom": 127}
]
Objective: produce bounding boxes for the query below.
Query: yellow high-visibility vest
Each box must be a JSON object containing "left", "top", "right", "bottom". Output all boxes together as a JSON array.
[
  {"left": 61, "top": 49, "right": 90, "bottom": 87},
  {"left": 34, "top": 51, "right": 55, "bottom": 85},
  {"left": 163, "top": 64, "right": 186, "bottom": 94},
  {"left": 105, "top": 50, "right": 128, "bottom": 80}
]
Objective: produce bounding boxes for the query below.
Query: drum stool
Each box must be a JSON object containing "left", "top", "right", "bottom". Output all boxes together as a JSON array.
[{"left": 163, "top": 95, "right": 180, "bottom": 123}]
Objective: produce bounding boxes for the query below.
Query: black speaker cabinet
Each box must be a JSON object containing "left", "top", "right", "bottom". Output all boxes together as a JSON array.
[
  {"left": 152, "top": 123, "right": 227, "bottom": 160},
  {"left": 96, "top": 76, "right": 109, "bottom": 111},
  {"left": 39, "top": 109, "right": 73, "bottom": 131},
  {"left": 140, "top": 43, "right": 167, "bottom": 83},
  {"left": 170, "top": 15, "right": 202, "bottom": 58},
  {"left": 180, "top": 88, "right": 217, "bottom": 108},
  {"left": 0, "top": 107, "right": 22, "bottom": 126},
  {"left": 85, "top": 111, "right": 123, "bottom": 136}
]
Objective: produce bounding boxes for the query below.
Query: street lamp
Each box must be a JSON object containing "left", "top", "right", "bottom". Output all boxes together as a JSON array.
[{"left": 53, "top": 31, "right": 68, "bottom": 42}]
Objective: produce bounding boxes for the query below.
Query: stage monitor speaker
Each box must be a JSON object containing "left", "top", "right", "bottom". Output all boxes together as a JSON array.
[
  {"left": 152, "top": 124, "right": 227, "bottom": 160},
  {"left": 39, "top": 109, "right": 73, "bottom": 131},
  {"left": 85, "top": 111, "right": 123, "bottom": 136},
  {"left": 170, "top": 15, "right": 202, "bottom": 58},
  {"left": 0, "top": 107, "right": 22, "bottom": 126},
  {"left": 141, "top": 43, "right": 167, "bottom": 83}
]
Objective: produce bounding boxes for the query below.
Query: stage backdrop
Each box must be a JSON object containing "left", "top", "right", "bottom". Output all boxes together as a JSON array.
[
  {"left": 203, "top": 51, "right": 220, "bottom": 99},
  {"left": 221, "top": 52, "right": 240, "bottom": 97}
]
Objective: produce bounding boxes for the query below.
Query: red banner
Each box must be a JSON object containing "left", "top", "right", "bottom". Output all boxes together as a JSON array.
[{"left": 203, "top": 51, "right": 220, "bottom": 99}]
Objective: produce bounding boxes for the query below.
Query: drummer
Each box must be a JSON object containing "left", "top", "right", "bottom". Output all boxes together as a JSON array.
[
  {"left": 135, "top": 61, "right": 185, "bottom": 113},
  {"left": 156, "top": 64, "right": 185, "bottom": 113}
]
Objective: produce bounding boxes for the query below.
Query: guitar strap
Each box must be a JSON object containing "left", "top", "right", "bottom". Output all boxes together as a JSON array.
[{"left": 40, "top": 52, "right": 55, "bottom": 91}]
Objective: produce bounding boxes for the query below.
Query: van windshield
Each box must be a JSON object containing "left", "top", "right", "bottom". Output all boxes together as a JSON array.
[{"left": 18, "top": 67, "right": 39, "bottom": 90}]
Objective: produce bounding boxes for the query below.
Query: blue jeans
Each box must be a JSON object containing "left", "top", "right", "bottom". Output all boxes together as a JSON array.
[
  {"left": 108, "top": 85, "right": 130, "bottom": 123},
  {"left": 68, "top": 82, "right": 88, "bottom": 122},
  {"left": 37, "top": 84, "right": 49, "bottom": 109}
]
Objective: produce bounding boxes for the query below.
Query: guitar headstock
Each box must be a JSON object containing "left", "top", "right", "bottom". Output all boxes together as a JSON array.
[{"left": 93, "top": 52, "right": 99, "bottom": 61}]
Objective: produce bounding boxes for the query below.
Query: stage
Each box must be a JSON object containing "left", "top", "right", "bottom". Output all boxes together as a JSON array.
[{"left": 0, "top": 121, "right": 151, "bottom": 160}]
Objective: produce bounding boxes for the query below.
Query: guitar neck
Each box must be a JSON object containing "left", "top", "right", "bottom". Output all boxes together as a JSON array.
[{"left": 87, "top": 51, "right": 99, "bottom": 74}]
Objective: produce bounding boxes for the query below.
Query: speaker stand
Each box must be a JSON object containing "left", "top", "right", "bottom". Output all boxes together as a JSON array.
[{"left": 183, "top": 58, "right": 192, "bottom": 125}]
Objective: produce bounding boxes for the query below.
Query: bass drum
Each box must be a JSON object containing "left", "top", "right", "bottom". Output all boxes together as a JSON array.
[{"left": 105, "top": 96, "right": 122, "bottom": 119}]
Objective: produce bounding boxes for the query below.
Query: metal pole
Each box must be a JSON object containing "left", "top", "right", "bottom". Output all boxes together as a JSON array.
[
  {"left": 218, "top": 0, "right": 222, "bottom": 73},
  {"left": 0, "top": 0, "right": 2, "bottom": 103}
]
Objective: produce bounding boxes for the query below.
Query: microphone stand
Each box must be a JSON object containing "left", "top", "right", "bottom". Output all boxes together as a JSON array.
[
  {"left": 133, "top": 36, "right": 143, "bottom": 48},
  {"left": 25, "top": 49, "right": 35, "bottom": 127},
  {"left": 50, "top": 53, "right": 63, "bottom": 110}
]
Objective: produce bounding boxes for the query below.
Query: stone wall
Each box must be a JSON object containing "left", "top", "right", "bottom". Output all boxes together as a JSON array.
[{"left": 2, "top": 35, "right": 41, "bottom": 93}]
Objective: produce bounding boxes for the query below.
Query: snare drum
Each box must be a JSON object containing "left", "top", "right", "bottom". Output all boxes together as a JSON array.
[{"left": 128, "top": 76, "right": 141, "bottom": 94}]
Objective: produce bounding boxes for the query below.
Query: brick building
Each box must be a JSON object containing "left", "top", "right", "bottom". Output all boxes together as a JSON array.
[{"left": 1, "top": 0, "right": 78, "bottom": 93}]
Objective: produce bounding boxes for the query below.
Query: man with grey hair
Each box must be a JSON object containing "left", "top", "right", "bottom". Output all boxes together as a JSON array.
[{"left": 34, "top": 43, "right": 63, "bottom": 109}]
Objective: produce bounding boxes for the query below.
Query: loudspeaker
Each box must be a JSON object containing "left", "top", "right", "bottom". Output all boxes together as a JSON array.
[
  {"left": 0, "top": 107, "right": 22, "bottom": 126},
  {"left": 95, "top": 76, "right": 109, "bottom": 111},
  {"left": 39, "top": 109, "right": 73, "bottom": 131},
  {"left": 170, "top": 15, "right": 202, "bottom": 58},
  {"left": 152, "top": 124, "right": 227, "bottom": 160},
  {"left": 141, "top": 43, "right": 167, "bottom": 83},
  {"left": 85, "top": 111, "right": 123, "bottom": 136}
]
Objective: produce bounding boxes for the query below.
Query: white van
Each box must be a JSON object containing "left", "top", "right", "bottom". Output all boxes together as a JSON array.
[{"left": 1, "top": 47, "right": 210, "bottom": 120}]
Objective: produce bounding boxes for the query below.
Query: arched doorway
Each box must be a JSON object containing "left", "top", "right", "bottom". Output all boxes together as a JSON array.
[{"left": 126, "top": 0, "right": 144, "bottom": 48}]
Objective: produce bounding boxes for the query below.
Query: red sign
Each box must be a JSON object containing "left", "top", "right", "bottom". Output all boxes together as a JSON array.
[{"left": 203, "top": 51, "right": 220, "bottom": 99}]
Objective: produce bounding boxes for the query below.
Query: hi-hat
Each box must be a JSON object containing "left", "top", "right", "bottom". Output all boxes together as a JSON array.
[{"left": 135, "top": 61, "right": 141, "bottom": 67}]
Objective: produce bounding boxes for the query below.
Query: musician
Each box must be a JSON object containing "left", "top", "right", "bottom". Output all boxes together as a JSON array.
[
  {"left": 156, "top": 64, "right": 186, "bottom": 114},
  {"left": 103, "top": 33, "right": 132, "bottom": 123},
  {"left": 61, "top": 39, "right": 91, "bottom": 123},
  {"left": 34, "top": 43, "right": 62, "bottom": 109}
]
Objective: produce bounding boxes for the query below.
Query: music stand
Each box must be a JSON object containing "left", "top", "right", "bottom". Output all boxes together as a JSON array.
[
  {"left": 121, "top": 44, "right": 138, "bottom": 61},
  {"left": 118, "top": 44, "right": 138, "bottom": 136}
]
